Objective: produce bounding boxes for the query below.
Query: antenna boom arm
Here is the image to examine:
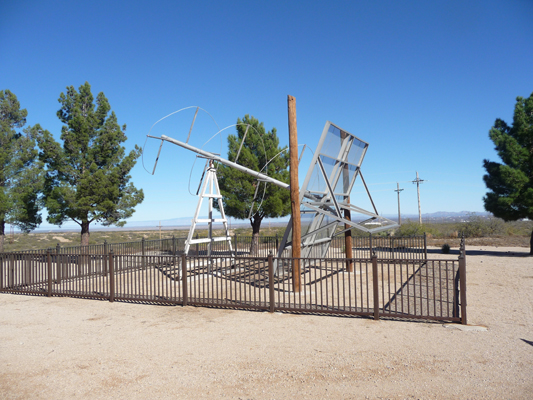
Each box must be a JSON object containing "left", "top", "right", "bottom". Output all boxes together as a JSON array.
[{"left": 148, "top": 134, "right": 290, "bottom": 190}]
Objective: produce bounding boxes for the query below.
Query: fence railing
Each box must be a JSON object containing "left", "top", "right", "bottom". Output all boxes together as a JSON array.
[
  {"left": 0, "top": 238, "right": 465, "bottom": 324},
  {"left": 4, "top": 234, "right": 428, "bottom": 261}
]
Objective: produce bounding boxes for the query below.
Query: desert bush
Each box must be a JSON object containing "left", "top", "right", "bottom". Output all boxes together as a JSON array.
[
  {"left": 441, "top": 243, "right": 451, "bottom": 254},
  {"left": 460, "top": 213, "right": 507, "bottom": 237},
  {"left": 394, "top": 220, "right": 438, "bottom": 236}
]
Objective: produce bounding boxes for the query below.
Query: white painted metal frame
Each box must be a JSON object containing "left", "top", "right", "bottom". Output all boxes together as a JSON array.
[{"left": 184, "top": 160, "right": 233, "bottom": 258}]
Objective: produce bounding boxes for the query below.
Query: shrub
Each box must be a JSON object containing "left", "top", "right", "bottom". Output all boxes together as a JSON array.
[{"left": 441, "top": 243, "right": 451, "bottom": 254}]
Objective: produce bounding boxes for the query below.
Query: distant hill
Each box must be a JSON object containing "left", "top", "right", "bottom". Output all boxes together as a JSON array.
[{"left": 30, "top": 212, "right": 492, "bottom": 232}]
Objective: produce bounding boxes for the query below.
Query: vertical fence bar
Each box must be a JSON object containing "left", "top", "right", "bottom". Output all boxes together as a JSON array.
[
  {"left": 372, "top": 255, "right": 379, "bottom": 320},
  {"left": 459, "top": 255, "right": 467, "bottom": 325},
  {"left": 0, "top": 254, "right": 3, "bottom": 290},
  {"left": 47, "top": 251, "right": 52, "bottom": 297},
  {"left": 181, "top": 254, "right": 188, "bottom": 306},
  {"left": 423, "top": 233, "right": 428, "bottom": 261},
  {"left": 109, "top": 251, "right": 115, "bottom": 302}
]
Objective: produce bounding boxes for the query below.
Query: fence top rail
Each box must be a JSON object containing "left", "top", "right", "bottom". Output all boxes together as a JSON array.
[{"left": 1, "top": 234, "right": 430, "bottom": 256}]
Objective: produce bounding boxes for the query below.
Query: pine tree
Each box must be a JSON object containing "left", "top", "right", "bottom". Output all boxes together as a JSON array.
[
  {"left": 216, "top": 115, "right": 290, "bottom": 255},
  {"left": 483, "top": 92, "right": 533, "bottom": 254},
  {"left": 35, "top": 82, "right": 144, "bottom": 246},
  {"left": 0, "top": 90, "right": 43, "bottom": 252}
]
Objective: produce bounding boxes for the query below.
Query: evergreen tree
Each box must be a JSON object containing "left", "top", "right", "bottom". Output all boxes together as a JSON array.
[
  {"left": 0, "top": 90, "right": 43, "bottom": 252},
  {"left": 216, "top": 115, "right": 290, "bottom": 255},
  {"left": 483, "top": 92, "right": 533, "bottom": 254},
  {"left": 36, "top": 82, "right": 144, "bottom": 246}
]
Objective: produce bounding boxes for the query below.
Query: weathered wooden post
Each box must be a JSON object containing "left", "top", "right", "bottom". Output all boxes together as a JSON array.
[
  {"left": 340, "top": 130, "right": 354, "bottom": 271},
  {"left": 288, "top": 95, "right": 301, "bottom": 292}
]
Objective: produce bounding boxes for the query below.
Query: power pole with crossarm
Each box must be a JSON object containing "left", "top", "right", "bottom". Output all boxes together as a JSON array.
[
  {"left": 394, "top": 182, "right": 404, "bottom": 225},
  {"left": 412, "top": 172, "right": 425, "bottom": 224}
]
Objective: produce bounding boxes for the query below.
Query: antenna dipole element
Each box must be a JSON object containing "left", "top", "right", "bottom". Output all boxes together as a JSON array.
[
  {"left": 394, "top": 182, "right": 404, "bottom": 225},
  {"left": 412, "top": 172, "right": 425, "bottom": 225}
]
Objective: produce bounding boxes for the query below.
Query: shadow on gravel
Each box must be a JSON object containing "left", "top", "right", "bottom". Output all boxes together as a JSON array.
[
  {"left": 521, "top": 339, "right": 533, "bottom": 347},
  {"left": 426, "top": 248, "right": 531, "bottom": 258}
]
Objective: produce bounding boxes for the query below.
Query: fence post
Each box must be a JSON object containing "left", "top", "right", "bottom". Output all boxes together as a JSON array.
[
  {"left": 8, "top": 254, "right": 14, "bottom": 288},
  {"left": 141, "top": 237, "right": 146, "bottom": 270},
  {"left": 268, "top": 252, "right": 275, "bottom": 313},
  {"left": 0, "top": 253, "right": 3, "bottom": 290},
  {"left": 109, "top": 250, "right": 115, "bottom": 302},
  {"left": 55, "top": 244, "right": 62, "bottom": 284},
  {"left": 196, "top": 233, "right": 199, "bottom": 257},
  {"left": 172, "top": 235, "right": 176, "bottom": 255},
  {"left": 423, "top": 233, "right": 428, "bottom": 261},
  {"left": 459, "top": 255, "right": 467, "bottom": 325},
  {"left": 181, "top": 254, "right": 188, "bottom": 307},
  {"left": 103, "top": 240, "right": 108, "bottom": 276},
  {"left": 372, "top": 255, "right": 379, "bottom": 320},
  {"left": 47, "top": 251, "right": 52, "bottom": 297}
]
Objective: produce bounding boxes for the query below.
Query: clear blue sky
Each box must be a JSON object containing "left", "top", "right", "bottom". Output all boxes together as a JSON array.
[{"left": 1, "top": 0, "right": 532, "bottom": 228}]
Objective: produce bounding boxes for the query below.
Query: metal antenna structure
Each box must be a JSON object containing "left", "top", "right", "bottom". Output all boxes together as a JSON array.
[
  {"left": 148, "top": 119, "right": 398, "bottom": 273},
  {"left": 412, "top": 171, "right": 425, "bottom": 224},
  {"left": 394, "top": 182, "right": 404, "bottom": 225},
  {"left": 183, "top": 159, "right": 233, "bottom": 259}
]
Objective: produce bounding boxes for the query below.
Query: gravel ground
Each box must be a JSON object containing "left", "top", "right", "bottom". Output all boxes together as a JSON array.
[{"left": 1, "top": 246, "right": 532, "bottom": 399}]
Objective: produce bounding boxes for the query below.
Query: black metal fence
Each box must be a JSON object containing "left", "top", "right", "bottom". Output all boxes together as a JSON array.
[
  {"left": 0, "top": 235, "right": 465, "bottom": 323},
  {"left": 5, "top": 234, "right": 427, "bottom": 261}
]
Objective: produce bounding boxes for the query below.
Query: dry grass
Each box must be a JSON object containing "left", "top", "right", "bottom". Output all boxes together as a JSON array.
[{"left": 428, "top": 236, "right": 531, "bottom": 248}]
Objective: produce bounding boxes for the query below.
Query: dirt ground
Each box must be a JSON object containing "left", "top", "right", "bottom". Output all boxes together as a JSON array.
[{"left": 1, "top": 246, "right": 532, "bottom": 399}]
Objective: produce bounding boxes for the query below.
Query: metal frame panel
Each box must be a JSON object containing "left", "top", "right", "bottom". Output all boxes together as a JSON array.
[{"left": 276, "top": 121, "right": 398, "bottom": 265}]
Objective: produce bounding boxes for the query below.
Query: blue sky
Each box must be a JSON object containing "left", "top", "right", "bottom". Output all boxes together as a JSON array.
[{"left": 1, "top": 0, "right": 532, "bottom": 228}]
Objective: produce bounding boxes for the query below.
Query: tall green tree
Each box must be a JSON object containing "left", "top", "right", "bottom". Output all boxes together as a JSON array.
[
  {"left": 0, "top": 90, "right": 43, "bottom": 252},
  {"left": 35, "top": 82, "right": 144, "bottom": 246},
  {"left": 483, "top": 92, "right": 533, "bottom": 254},
  {"left": 216, "top": 115, "right": 291, "bottom": 255}
]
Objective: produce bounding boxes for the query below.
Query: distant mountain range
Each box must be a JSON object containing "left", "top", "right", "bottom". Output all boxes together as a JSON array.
[
  {"left": 390, "top": 211, "right": 491, "bottom": 220},
  {"left": 31, "top": 211, "right": 491, "bottom": 232}
]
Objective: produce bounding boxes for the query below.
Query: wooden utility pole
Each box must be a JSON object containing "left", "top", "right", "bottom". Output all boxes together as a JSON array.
[
  {"left": 341, "top": 131, "right": 353, "bottom": 272},
  {"left": 412, "top": 172, "right": 425, "bottom": 224},
  {"left": 288, "top": 95, "right": 301, "bottom": 292},
  {"left": 394, "top": 183, "right": 404, "bottom": 225}
]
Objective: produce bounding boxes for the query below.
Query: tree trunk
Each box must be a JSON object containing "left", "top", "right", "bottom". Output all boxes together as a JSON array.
[
  {"left": 0, "top": 220, "right": 4, "bottom": 253},
  {"left": 249, "top": 215, "right": 262, "bottom": 256},
  {"left": 81, "top": 220, "right": 90, "bottom": 247}
]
